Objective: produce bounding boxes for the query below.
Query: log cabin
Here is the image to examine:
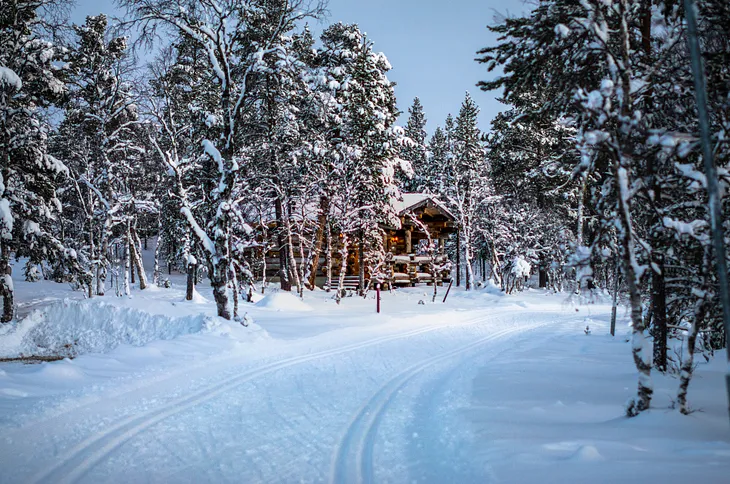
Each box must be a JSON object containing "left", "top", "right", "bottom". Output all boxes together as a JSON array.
[{"left": 255, "top": 193, "right": 457, "bottom": 291}]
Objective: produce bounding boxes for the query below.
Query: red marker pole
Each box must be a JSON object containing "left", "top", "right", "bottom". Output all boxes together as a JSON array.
[{"left": 376, "top": 283, "right": 381, "bottom": 313}]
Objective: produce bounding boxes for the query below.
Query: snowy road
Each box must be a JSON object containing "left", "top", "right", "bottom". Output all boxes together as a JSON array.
[
  {"left": 0, "top": 305, "right": 577, "bottom": 484},
  {"left": 3, "top": 288, "right": 729, "bottom": 484}
]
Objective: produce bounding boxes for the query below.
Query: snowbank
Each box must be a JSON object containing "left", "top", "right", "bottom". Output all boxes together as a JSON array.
[
  {"left": 481, "top": 281, "right": 505, "bottom": 296},
  {"left": 0, "top": 298, "right": 227, "bottom": 358},
  {"left": 255, "top": 292, "right": 313, "bottom": 312}
]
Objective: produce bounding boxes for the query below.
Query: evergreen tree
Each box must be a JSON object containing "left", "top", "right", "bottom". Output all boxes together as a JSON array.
[
  {"left": 423, "top": 126, "right": 449, "bottom": 195},
  {"left": 0, "top": 0, "right": 89, "bottom": 322},
  {"left": 445, "top": 92, "right": 487, "bottom": 291},
  {"left": 399, "top": 97, "right": 427, "bottom": 192},
  {"left": 316, "top": 23, "right": 408, "bottom": 300}
]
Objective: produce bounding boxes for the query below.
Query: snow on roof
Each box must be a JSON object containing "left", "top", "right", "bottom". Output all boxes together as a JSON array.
[
  {"left": 391, "top": 193, "right": 430, "bottom": 214},
  {"left": 391, "top": 193, "right": 455, "bottom": 220}
]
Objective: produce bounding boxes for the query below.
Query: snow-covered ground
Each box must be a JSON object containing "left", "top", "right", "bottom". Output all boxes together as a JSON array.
[{"left": 1, "top": 266, "right": 729, "bottom": 483}]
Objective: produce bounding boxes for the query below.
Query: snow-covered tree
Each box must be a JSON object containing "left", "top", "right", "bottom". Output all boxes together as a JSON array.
[
  {"left": 315, "top": 23, "right": 409, "bottom": 300},
  {"left": 478, "top": 0, "right": 730, "bottom": 414},
  {"left": 1, "top": 0, "right": 89, "bottom": 322},
  {"left": 444, "top": 92, "right": 487, "bottom": 291},
  {"left": 122, "top": 0, "right": 325, "bottom": 318},
  {"left": 60, "top": 14, "right": 150, "bottom": 298},
  {"left": 399, "top": 97, "right": 427, "bottom": 192}
]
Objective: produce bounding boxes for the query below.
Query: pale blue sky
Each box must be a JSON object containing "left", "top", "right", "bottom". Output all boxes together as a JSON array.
[{"left": 69, "top": 0, "right": 529, "bottom": 134}]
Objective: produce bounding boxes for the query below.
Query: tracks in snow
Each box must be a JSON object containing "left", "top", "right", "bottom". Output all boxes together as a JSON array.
[
  {"left": 30, "top": 312, "right": 496, "bottom": 484},
  {"left": 329, "top": 317, "right": 575, "bottom": 484}
]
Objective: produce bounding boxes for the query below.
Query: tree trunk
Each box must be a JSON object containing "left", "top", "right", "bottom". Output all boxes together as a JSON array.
[
  {"left": 336, "top": 233, "right": 350, "bottom": 304},
  {"left": 210, "top": 211, "right": 231, "bottom": 320},
  {"left": 186, "top": 261, "right": 196, "bottom": 301},
  {"left": 210, "top": 254, "right": 231, "bottom": 320},
  {"left": 325, "top": 223, "right": 332, "bottom": 291},
  {"left": 97, "top": 219, "right": 110, "bottom": 296},
  {"left": 677, "top": 296, "right": 707, "bottom": 414},
  {"left": 616, "top": 0, "right": 651, "bottom": 416},
  {"left": 610, "top": 255, "right": 620, "bottom": 336},
  {"left": 307, "top": 197, "right": 329, "bottom": 290},
  {"left": 231, "top": 277, "right": 239, "bottom": 319},
  {"left": 229, "top": 239, "right": 239, "bottom": 319},
  {"left": 358, "top": 230, "right": 365, "bottom": 295},
  {"left": 130, "top": 226, "right": 147, "bottom": 290},
  {"left": 464, "top": 228, "right": 474, "bottom": 291},
  {"left": 641, "top": 7, "right": 667, "bottom": 371},
  {"left": 651, "top": 256, "right": 667, "bottom": 371},
  {"left": 275, "top": 197, "right": 291, "bottom": 291},
  {"left": 123, "top": 223, "right": 131, "bottom": 297},
  {"left": 88, "top": 217, "right": 95, "bottom": 298},
  {"left": 618, "top": 164, "right": 653, "bottom": 416},
  {"left": 153, "top": 218, "right": 161, "bottom": 286},
  {"left": 455, "top": 231, "right": 461, "bottom": 287},
  {"left": 677, "top": 250, "right": 712, "bottom": 414},
  {"left": 0, "top": 241, "right": 13, "bottom": 323},
  {"left": 575, "top": 173, "right": 588, "bottom": 292},
  {"left": 285, "top": 216, "right": 302, "bottom": 296}
]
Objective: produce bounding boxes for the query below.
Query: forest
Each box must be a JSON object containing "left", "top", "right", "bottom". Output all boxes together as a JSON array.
[{"left": 1, "top": 0, "right": 730, "bottom": 420}]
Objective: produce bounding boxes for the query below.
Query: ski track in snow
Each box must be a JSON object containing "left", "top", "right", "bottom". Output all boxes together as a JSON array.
[
  {"left": 28, "top": 310, "right": 510, "bottom": 484},
  {"left": 330, "top": 316, "right": 583, "bottom": 484}
]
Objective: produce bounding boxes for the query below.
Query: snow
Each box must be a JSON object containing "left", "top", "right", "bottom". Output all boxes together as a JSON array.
[
  {"left": 23, "top": 220, "right": 40, "bottom": 237},
  {"left": 0, "top": 264, "right": 728, "bottom": 483},
  {"left": 391, "top": 192, "right": 454, "bottom": 219},
  {"left": 0, "top": 66, "right": 22, "bottom": 91},
  {"left": 554, "top": 24, "right": 571, "bottom": 38},
  {"left": 201, "top": 139, "right": 224, "bottom": 173},
  {"left": 0, "top": 298, "right": 230, "bottom": 358},
  {"left": 0, "top": 197, "right": 12, "bottom": 238},
  {"left": 663, "top": 216, "right": 707, "bottom": 239},
  {"left": 180, "top": 206, "right": 216, "bottom": 254},
  {"left": 255, "top": 291, "right": 313, "bottom": 312},
  {"left": 510, "top": 256, "right": 531, "bottom": 278}
]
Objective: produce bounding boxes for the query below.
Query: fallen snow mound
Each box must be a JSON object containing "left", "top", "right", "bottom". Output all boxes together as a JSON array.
[
  {"left": 255, "top": 292, "right": 313, "bottom": 312},
  {"left": 482, "top": 281, "right": 506, "bottom": 296},
  {"left": 0, "top": 299, "right": 227, "bottom": 358}
]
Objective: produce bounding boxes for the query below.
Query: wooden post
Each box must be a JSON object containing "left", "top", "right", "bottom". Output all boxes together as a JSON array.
[
  {"left": 442, "top": 279, "right": 453, "bottom": 303},
  {"left": 376, "top": 283, "right": 381, "bottom": 313},
  {"left": 405, "top": 227, "right": 412, "bottom": 254}
]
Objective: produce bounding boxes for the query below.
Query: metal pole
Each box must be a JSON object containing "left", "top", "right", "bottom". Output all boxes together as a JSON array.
[{"left": 684, "top": 0, "right": 730, "bottom": 423}]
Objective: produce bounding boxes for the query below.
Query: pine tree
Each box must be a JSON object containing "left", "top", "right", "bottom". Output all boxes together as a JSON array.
[
  {"left": 1, "top": 0, "right": 90, "bottom": 322},
  {"left": 316, "top": 23, "right": 409, "bottom": 300},
  {"left": 423, "top": 126, "right": 449, "bottom": 195},
  {"left": 446, "top": 92, "right": 487, "bottom": 291},
  {"left": 399, "top": 97, "right": 427, "bottom": 192}
]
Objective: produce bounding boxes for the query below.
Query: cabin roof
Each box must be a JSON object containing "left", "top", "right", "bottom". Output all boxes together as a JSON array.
[{"left": 391, "top": 193, "right": 455, "bottom": 221}]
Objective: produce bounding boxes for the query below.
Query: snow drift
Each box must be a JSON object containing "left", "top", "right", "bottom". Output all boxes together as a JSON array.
[
  {"left": 255, "top": 292, "right": 313, "bottom": 312},
  {"left": 0, "top": 298, "right": 225, "bottom": 358}
]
